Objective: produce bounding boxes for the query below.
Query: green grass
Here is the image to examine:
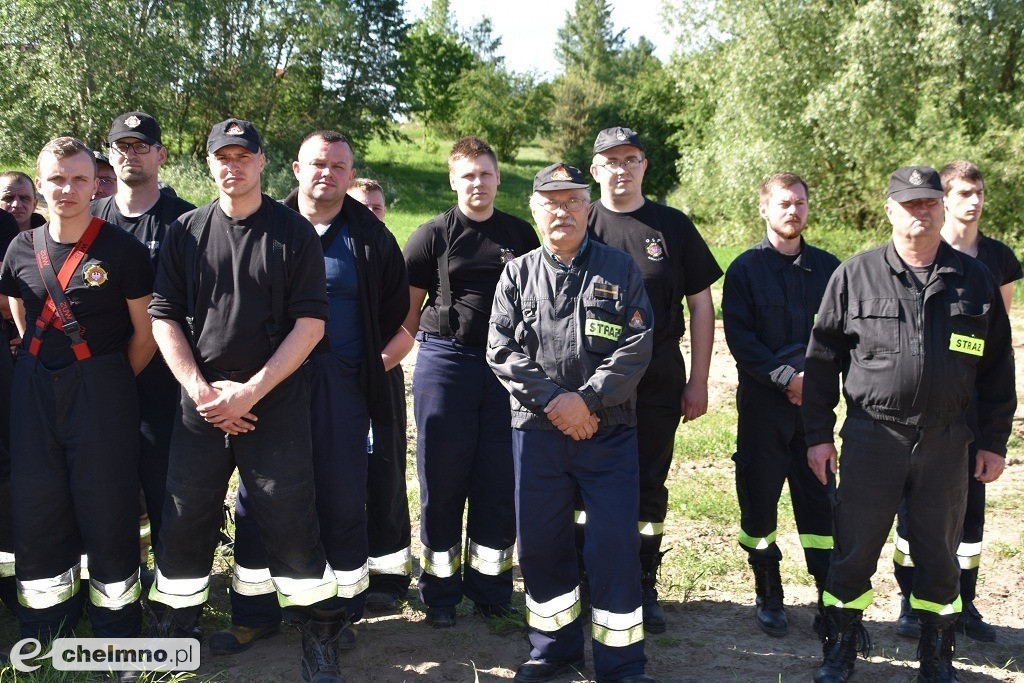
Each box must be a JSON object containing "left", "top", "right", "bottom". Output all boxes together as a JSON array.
[{"left": 671, "top": 406, "right": 738, "bottom": 463}]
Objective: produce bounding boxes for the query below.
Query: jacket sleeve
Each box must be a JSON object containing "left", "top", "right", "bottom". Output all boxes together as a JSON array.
[
  {"left": 579, "top": 258, "right": 654, "bottom": 411},
  {"left": 487, "top": 266, "right": 565, "bottom": 411},
  {"left": 377, "top": 227, "right": 410, "bottom": 341},
  {"left": 974, "top": 285, "right": 1017, "bottom": 455},
  {"left": 722, "top": 261, "right": 796, "bottom": 392},
  {"left": 802, "top": 267, "right": 849, "bottom": 447}
]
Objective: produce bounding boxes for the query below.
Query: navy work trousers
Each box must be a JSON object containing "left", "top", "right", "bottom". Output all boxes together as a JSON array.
[
  {"left": 136, "top": 352, "right": 178, "bottom": 550},
  {"left": 413, "top": 334, "right": 515, "bottom": 608}
]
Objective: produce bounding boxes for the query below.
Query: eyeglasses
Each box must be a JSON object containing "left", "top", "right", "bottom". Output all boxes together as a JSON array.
[
  {"left": 97, "top": 177, "right": 116, "bottom": 186},
  {"left": 533, "top": 198, "right": 586, "bottom": 214},
  {"left": 109, "top": 141, "right": 155, "bottom": 156},
  {"left": 595, "top": 158, "right": 643, "bottom": 171}
]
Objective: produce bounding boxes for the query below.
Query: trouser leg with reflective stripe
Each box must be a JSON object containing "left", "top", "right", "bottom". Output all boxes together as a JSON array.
[
  {"left": 228, "top": 480, "right": 280, "bottom": 627},
  {"left": 368, "top": 367, "right": 412, "bottom": 597},
  {"left": 154, "top": 372, "right": 336, "bottom": 613},
  {"left": 11, "top": 353, "right": 142, "bottom": 639},
  {"left": 414, "top": 337, "right": 515, "bottom": 607},
  {"left": 136, "top": 352, "right": 178, "bottom": 551}
]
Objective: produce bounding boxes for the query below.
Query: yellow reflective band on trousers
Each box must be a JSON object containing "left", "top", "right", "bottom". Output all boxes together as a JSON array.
[
  {"left": 638, "top": 522, "right": 664, "bottom": 536},
  {"left": 18, "top": 565, "right": 81, "bottom": 609},
  {"left": 574, "top": 510, "right": 586, "bottom": 525},
  {"left": 910, "top": 593, "right": 962, "bottom": 616},
  {"left": 368, "top": 547, "right": 412, "bottom": 576},
  {"left": 467, "top": 540, "right": 514, "bottom": 576},
  {"left": 232, "top": 564, "right": 276, "bottom": 597},
  {"left": 591, "top": 607, "right": 644, "bottom": 647},
  {"left": 822, "top": 590, "right": 872, "bottom": 611},
  {"left": 149, "top": 568, "right": 210, "bottom": 609},
  {"left": 526, "top": 587, "right": 581, "bottom": 632},
  {"left": 334, "top": 564, "right": 370, "bottom": 599},
  {"left": 275, "top": 566, "right": 338, "bottom": 608},
  {"left": 957, "top": 541, "right": 982, "bottom": 570},
  {"left": 0, "top": 551, "right": 14, "bottom": 578},
  {"left": 799, "top": 534, "right": 834, "bottom": 550},
  {"left": 892, "top": 531, "right": 915, "bottom": 567},
  {"left": 422, "top": 543, "right": 462, "bottom": 578},
  {"left": 90, "top": 569, "right": 142, "bottom": 609},
  {"left": 738, "top": 529, "right": 777, "bottom": 551}
]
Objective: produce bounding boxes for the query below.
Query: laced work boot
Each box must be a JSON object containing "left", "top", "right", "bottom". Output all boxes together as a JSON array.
[
  {"left": 640, "top": 551, "right": 666, "bottom": 634},
  {"left": 752, "top": 563, "right": 787, "bottom": 636},
  {"left": 956, "top": 600, "right": 995, "bottom": 642},
  {"left": 147, "top": 603, "right": 199, "bottom": 639},
  {"left": 814, "top": 606, "right": 871, "bottom": 683},
  {"left": 294, "top": 608, "right": 347, "bottom": 683},
  {"left": 812, "top": 583, "right": 826, "bottom": 638},
  {"left": 918, "top": 615, "right": 957, "bottom": 682},
  {"left": 896, "top": 596, "right": 921, "bottom": 638}
]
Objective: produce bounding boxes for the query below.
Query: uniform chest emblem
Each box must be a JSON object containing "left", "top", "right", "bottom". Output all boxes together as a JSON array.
[
  {"left": 645, "top": 238, "right": 665, "bottom": 261},
  {"left": 83, "top": 264, "right": 108, "bottom": 287},
  {"left": 629, "top": 309, "right": 647, "bottom": 331},
  {"left": 499, "top": 248, "right": 516, "bottom": 264}
]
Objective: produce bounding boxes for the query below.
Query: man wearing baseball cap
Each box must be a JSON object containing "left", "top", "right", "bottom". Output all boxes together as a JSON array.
[
  {"left": 488, "top": 163, "right": 656, "bottom": 683},
  {"left": 148, "top": 118, "right": 346, "bottom": 681},
  {"left": 586, "top": 127, "right": 722, "bottom": 633},
  {"left": 803, "top": 165, "right": 1015, "bottom": 683}
]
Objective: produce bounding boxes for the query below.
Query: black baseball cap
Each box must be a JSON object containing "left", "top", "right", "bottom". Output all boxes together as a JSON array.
[
  {"left": 593, "top": 126, "right": 644, "bottom": 155},
  {"left": 207, "top": 118, "right": 262, "bottom": 154},
  {"left": 92, "top": 150, "right": 112, "bottom": 167},
  {"left": 887, "top": 166, "right": 944, "bottom": 202},
  {"left": 108, "top": 111, "right": 161, "bottom": 146},
  {"left": 534, "top": 163, "right": 589, "bottom": 192}
]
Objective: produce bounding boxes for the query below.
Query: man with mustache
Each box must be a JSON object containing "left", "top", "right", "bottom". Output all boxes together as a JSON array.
[
  {"left": 488, "top": 162, "right": 655, "bottom": 683},
  {"left": 0, "top": 171, "right": 45, "bottom": 232},
  {"left": 722, "top": 173, "right": 839, "bottom": 637}
]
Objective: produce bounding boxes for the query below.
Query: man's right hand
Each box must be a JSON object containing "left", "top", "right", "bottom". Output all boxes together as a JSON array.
[
  {"left": 785, "top": 372, "right": 804, "bottom": 406},
  {"left": 808, "top": 442, "right": 838, "bottom": 485},
  {"left": 189, "top": 380, "right": 256, "bottom": 435}
]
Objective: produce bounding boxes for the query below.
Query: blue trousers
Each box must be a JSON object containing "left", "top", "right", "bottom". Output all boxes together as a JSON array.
[
  {"left": 413, "top": 334, "right": 515, "bottom": 608},
  {"left": 230, "top": 353, "right": 370, "bottom": 626},
  {"left": 516, "top": 425, "right": 646, "bottom": 681}
]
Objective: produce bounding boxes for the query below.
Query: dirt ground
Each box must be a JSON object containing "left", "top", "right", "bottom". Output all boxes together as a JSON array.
[{"left": 193, "top": 316, "right": 1024, "bottom": 683}]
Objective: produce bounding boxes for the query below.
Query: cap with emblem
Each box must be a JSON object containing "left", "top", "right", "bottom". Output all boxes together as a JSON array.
[
  {"left": 92, "top": 150, "right": 111, "bottom": 167},
  {"left": 206, "top": 118, "right": 263, "bottom": 155},
  {"left": 534, "top": 163, "right": 589, "bottom": 192},
  {"left": 108, "top": 111, "right": 161, "bottom": 146},
  {"left": 887, "top": 165, "right": 944, "bottom": 202},
  {"left": 593, "top": 126, "right": 644, "bottom": 155}
]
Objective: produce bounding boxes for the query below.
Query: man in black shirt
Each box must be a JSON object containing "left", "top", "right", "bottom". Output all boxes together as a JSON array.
[
  {"left": 0, "top": 137, "right": 155, "bottom": 656},
  {"left": 0, "top": 171, "right": 45, "bottom": 232},
  {"left": 92, "top": 111, "right": 196, "bottom": 579},
  {"left": 722, "top": 173, "right": 839, "bottom": 637},
  {"left": 403, "top": 136, "right": 540, "bottom": 627},
  {"left": 148, "top": 119, "right": 343, "bottom": 682},
  {"left": 587, "top": 127, "right": 722, "bottom": 632}
]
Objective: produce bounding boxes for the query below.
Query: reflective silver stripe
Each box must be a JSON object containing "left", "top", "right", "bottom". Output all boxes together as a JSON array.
[
  {"left": 232, "top": 564, "right": 275, "bottom": 597},
  {"left": 957, "top": 540, "right": 982, "bottom": 569},
  {"left": 421, "top": 543, "right": 462, "bottom": 578},
  {"left": 466, "top": 540, "right": 514, "bottom": 576},
  {"left": 149, "top": 568, "right": 210, "bottom": 608},
  {"left": 18, "top": 565, "right": 81, "bottom": 609},
  {"left": 592, "top": 606, "right": 645, "bottom": 647},
  {"left": 0, "top": 551, "right": 14, "bottom": 578},
  {"left": 892, "top": 531, "right": 915, "bottom": 567},
  {"left": 139, "top": 523, "right": 152, "bottom": 539},
  {"left": 893, "top": 532, "right": 911, "bottom": 555},
  {"left": 638, "top": 522, "right": 664, "bottom": 536},
  {"left": 574, "top": 510, "right": 587, "bottom": 525},
  {"left": 90, "top": 569, "right": 141, "bottom": 609},
  {"left": 368, "top": 547, "right": 412, "bottom": 576},
  {"left": 81, "top": 553, "right": 90, "bottom": 580},
  {"left": 275, "top": 566, "right": 338, "bottom": 608},
  {"left": 334, "top": 564, "right": 370, "bottom": 599},
  {"left": 525, "top": 587, "right": 581, "bottom": 632}
]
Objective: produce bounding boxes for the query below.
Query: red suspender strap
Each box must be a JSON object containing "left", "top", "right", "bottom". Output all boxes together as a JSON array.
[{"left": 28, "top": 217, "right": 104, "bottom": 360}]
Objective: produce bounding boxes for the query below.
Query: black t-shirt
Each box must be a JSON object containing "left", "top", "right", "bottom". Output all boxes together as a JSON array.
[
  {"left": 404, "top": 206, "right": 539, "bottom": 347},
  {"left": 149, "top": 195, "right": 329, "bottom": 374},
  {"left": 588, "top": 199, "right": 723, "bottom": 344},
  {"left": 0, "top": 209, "right": 18, "bottom": 258},
  {"left": 0, "top": 222, "right": 154, "bottom": 369},
  {"left": 92, "top": 193, "right": 196, "bottom": 272},
  {"left": 976, "top": 232, "right": 1023, "bottom": 287}
]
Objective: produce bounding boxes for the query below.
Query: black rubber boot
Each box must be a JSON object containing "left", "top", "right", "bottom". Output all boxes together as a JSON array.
[
  {"left": 293, "top": 608, "right": 347, "bottom": 683},
  {"left": 752, "top": 563, "right": 787, "bottom": 636},
  {"left": 956, "top": 599, "right": 996, "bottom": 642},
  {"left": 896, "top": 596, "right": 921, "bottom": 639},
  {"left": 147, "top": 603, "right": 200, "bottom": 639},
  {"left": 918, "top": 614, "right": 957, "bottom": 682},
  {"left": 640, "top": 552, "right": 666, "bottom": 634},
  {"left": 812, "top": 581, "right": 826, "bottom": 638},
  {"left": 814, "top": 606, "right": 870, "bottom": 683}
]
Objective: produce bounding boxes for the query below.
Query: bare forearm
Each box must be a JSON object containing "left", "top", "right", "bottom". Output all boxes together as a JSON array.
[
  {"left": 382, "top": 326, "right": 415, "bottom": 371},
  {"left": 687, "top": 290, "right": 715, "bottom": 384},
  {"left": 152, "top": 318, "right": 206, "bottom": 396},
  {"left": 243, "top": 317, "right": 324, "bottom": 403}
]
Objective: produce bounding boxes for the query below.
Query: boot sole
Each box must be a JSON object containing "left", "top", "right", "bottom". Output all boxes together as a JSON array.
[{"left": 755, "top": 615, "right": 788, "bottom": 638}]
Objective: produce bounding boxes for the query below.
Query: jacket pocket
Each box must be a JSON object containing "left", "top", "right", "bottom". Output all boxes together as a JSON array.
[
  {"left": 850, "top": 298, "right": 900, "bottom": 356},
  {"left": 582, "top": 297, "right": 624, "bottom": 356}
]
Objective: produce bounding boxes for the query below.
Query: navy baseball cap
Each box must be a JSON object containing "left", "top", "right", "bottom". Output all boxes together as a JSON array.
[
  {"left": 108, "top": 111, "right": 162, "bottom": 146},
  {"left": 534, "top": 163, "right": 589, "bottom": 192},
  {"left": 207, "top": 118, "right": 263, "bottom": 154},
  {"left": 92, "top": 150, "right": 111, "bottom": 167},
  {"left": 888, "top": 166, "right": 944, "bottom": 202},
  {"left": 593, "top": 126, "right": 644, "bottom": 155}
]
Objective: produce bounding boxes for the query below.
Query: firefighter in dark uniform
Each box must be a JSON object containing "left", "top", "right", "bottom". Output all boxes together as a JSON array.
[
  {"left": 348, "top": 178, "right": 416, "bottom": 612},
  {"left": 0, "top": 208, "right": 20, "bottom": 615},
  {"left": 148, "top": 119, "right": 345, "bottom": 682},
  {"left": 722, "top": 173, "right": 839, "bottom": 637},
  {"left": 213, "top": 131, "right": 410, "bottom": 660},
  {"left": 402, "top": 136, "right": 540, "bottom": 627},
  {"left": 892, "top": 160, "right": 1022, "bottom": 642},
  {"left": 92, "top": 112, "right": 196, "bottom": 578},
  {"left": 0, "top": 138, "right": 156, "bottom": 654},
  {"left": 488, "top": 163, "right": 656, "bottom": 683},
  {"left": 0, "top": 171, "right": 46, "bottom": 232},
  {"left": 587, "top": 127, "right": 721, "bottom": 632},
  {"left": 803, "top": 166, "right": 1016, "bottom": 683}
]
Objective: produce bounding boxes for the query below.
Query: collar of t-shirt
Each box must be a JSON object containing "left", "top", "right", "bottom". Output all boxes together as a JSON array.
[
  {"left": 544, "top": 232, "right": 589, "bottom": 271},
  {"left": 215, "top": 197, "right": 268, "bottom": 227}
]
